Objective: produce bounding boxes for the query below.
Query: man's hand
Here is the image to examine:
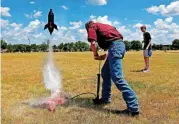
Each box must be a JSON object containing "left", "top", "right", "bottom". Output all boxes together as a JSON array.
[
  {"left": 94, "top": 54, "right": 107, "bottom": 60},
  {"left": 99, "top": 54, "right": 107, "bottom": 60},
  {"left": 94, "top": 55, "right": 101, "bottom": 60}
]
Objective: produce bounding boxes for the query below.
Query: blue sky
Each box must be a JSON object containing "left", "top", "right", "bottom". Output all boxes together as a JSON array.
[{"left": 1, "top": 0, "right": 179, "bottom": 44}]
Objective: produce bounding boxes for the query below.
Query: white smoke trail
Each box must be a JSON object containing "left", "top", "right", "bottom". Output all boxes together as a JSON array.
[
  {"left": 43, "top": 39, "right": 62, "bottom": 97},
  {"left": 25, "top": 40, "right": 65, "bottom": 109}
]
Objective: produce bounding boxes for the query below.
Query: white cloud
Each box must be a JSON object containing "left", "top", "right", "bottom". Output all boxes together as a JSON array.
[
  {"left": 1, "top": 19, "right": 48, "bottom": 44},
  {"left": 150, "top": 18, "right": 179, "bottom": 44},
  {"left": 154, "top": 19, "right": 170, "bottom": 30},
  {"left": 90, "top": 15, "right": 112, "bottom": 25},
  {"left": 69, "top": 21, "right": 83, "bottom": 29},
  {"left": 30, "top": 1, "right": 35, "bottom": 4},
  {"left": 1, "top": 19, "right": 77, "bottom": 44},
  {"left": 133, "top": 23, "right": 143, "bottom": 28},
  {"left": 165, "top": 17, "right": 173, "bottom": 23},
  {"left": 24, "top": 19, "right": 41, "bottom": 33},
  {"left": 146, "top": 1, "right": 179, "bottom": 16},
  {"left": 28, "top": 19, "right": 41, "bottom": 29},
  {"left": 146, "top": 6, "right": 159, "bottom": 14},
  {"left": 118, "top": 17, "right": 179, "bottom": 44},
  {"left": 61, "top": 5, "right": 68, "bottom": 10},
  {"left": 133, "top": 23, "right": 151, "bottom": 28},
  {"left": 59, "top": 26, "right": 68, "bottom": 30},
  {"left": 0, "top": 19, "right": 9, "bottom": 28},
  {"left": 154, "top": 18, "right": 179, "bottom": 32},
  {"left": 1, "top": 15, "right": 179, "bottom": 45},
  {"left": 78, "top": 29, "right": 86, "bottom": 33},
  {"left": 24, "top": 13, "right": 31, "bottom": 18},
  {"left": 24, "top": 10, "right": 42, "bottom": 19},
  {"left": 32, "top": 33, "right": 43, "bottom": 38},
  {"left": 33, "top": 10, "right": 42, "bottom": 18},
  {"left": 89, "top": 15, "right": 121, "bottom": 26},
  {"left": 117, "top": 26, "right": 130, "bottom": 34},
  {"left": 113, "top": 21, "right": 120, "bottom": 25},
  {"left": 52, "top": 30, "right": 77, "bottom": 43},
  {"left": 0, "top": 7, "right": 11, "bottom": 17},
  {"left": 87, "top": 0, "right": 107, "bottom": 6},
  {"left": 10, "top": 23, "right": 22, "bottom": 31},
  {"left": 116, "top": 25, "right": 142, "bottom": 41},
  {"left": 76, "top": 28, "right": 88, "bottom": 41}
]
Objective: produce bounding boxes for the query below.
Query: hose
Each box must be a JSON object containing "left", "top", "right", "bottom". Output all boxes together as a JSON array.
[
  {"left": 70, "top": 60, "right": 102, "bottom": 100},
  {"left": 70, "top": 92, "right": 96, "bottom": 100}
]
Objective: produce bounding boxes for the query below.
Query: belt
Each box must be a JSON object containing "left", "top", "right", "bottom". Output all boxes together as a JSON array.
[
  {"left": 106, "top": 38, "right": 123, "bottom": 42},
  {"left": 113, "top": 38, "right": 123, "bottom": 42}
]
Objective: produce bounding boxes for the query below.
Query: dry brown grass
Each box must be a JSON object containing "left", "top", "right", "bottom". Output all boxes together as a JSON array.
[{"left": 1, "top": 51, "right": 179, "bottom": 124}]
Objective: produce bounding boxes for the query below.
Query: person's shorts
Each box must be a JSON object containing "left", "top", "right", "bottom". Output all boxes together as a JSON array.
[{"left": 143, "top": 49, "right": 152, "bottom": 57}]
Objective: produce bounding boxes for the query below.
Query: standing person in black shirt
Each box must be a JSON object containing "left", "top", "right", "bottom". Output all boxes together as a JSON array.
[{"left": 140, "top": 25, "right": 152, "bottom": 73}]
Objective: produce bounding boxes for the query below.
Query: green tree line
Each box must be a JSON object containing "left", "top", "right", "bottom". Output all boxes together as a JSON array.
[
  {"left": 124, "top": 39, "right": 179, "bottom": 51},
  {"left": 1, "top": 40, "right": 90, "bottom": 52},
  {"left": 1, "top": 39, "right": 179, "bottom": 53}
]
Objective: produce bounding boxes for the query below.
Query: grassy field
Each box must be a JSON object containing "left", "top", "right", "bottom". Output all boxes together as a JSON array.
[{"left": 1, "top": 51, "right": 179, "bottom": 124}]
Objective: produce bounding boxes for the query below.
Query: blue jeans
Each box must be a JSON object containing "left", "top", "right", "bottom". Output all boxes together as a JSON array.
[{"left": 101, "top": 40, "right": 139, "bottom": 112}]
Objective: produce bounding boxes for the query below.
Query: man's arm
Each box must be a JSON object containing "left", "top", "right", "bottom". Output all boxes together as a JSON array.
[
  {"left": 90, "top": 40, "right": 107, "bottom": 60},
  {"left": 146, "top": 32, "right": 152, "bottom": 49},
  {"left": 146, "top": 39, "right": 152, "bottom": 49},
  {"left": 86, "top": 24, "right": 101, "bottom": 59},
  {"left": 86, "top": 23, "right": 107, "bottom": 60},
  {"left": 90, "top": 40, "right": 98, "bottom": 56}
]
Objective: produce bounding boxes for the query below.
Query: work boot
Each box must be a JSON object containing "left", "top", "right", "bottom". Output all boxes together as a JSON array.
[
  {"left": 114, "top": 109, "right": 140, "bottom": 117},
  {"left": 93, "top": 98, "right": 110, "bottom": 105}
]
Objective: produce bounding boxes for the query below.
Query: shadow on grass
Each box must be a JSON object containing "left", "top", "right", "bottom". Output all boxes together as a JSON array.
[
  {"left": 63, "top": 97, "right": 108, "bottom": 112},
  {"left": 130, "top": 69, "right": 143, "bottom": 72},
  {"left": 63, "top": 97, "right": 137, "bottom": 117}
]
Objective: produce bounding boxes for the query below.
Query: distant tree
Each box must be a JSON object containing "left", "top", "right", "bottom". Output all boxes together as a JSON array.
[
  {"left": 69, "top": 42, "right": 74, "bottom": 52},
  {"left": 153, "top": 44, "right": 162, "bottom": 50},
  {"left": 31, "top": 44, "right": 38, "bottom": 52},
  {"left": 15, "top": 44, "right": 24, "bottom": 52},
  {"left": 53, "top": 45, "right": 58, "bottom": 52},
  {"left": 11, "top": 44, "right": 18, "bottom": 52},
  {"left": 62, "top": 43, "right": 68, "bottom": 52},
  {"left": 75, "top": 41, "right": 82, "bottom": 51},
  {"left": 81, "top": 42, "right": 90, "bottom": 51},
  {"left": 159, "top": 44, "right": 163, "bottom": 50},
  {"left": 66, "top": 43, "right": 70, "bottom": 51},
  {"left": 7, "top": 44, "right": 13, "bottom": 52},
  {"left": 56, "top": 41, "right": 90, "bottom": 52},
  {"left": 58, "top": 43, "right": 64, "bottom": 52},
  {"left": 53, "top": 45, "right": 57, "bottom": 49},
  {"left": 169, "top": 45, "right": 172, "bottom": 50},
  {"left": 1, "top": 39, "right": 7, "bottom": 50},
  {"left": 172, "top": 39, "right": 179, "bottom": 50},
  {"left": 163, "top": 47, "right": 168, "bottom": 52},
  {"left": 39, "top": 42, "right": 48, "bottom": 52},
  {"left": 26, "top": 45, "right": 31, "bottom": 52},
  {"left": 73, "top": 43, "right": 78, "bottom": 52},
  {"left": 152, "top": 43, "right": 157, "bottom": 50},
  {"left": 124, "top": 40, "right": 131, "bottom": 51},
  {"left": 131, "top": 40, "right": 142, "bottom": 51}
]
